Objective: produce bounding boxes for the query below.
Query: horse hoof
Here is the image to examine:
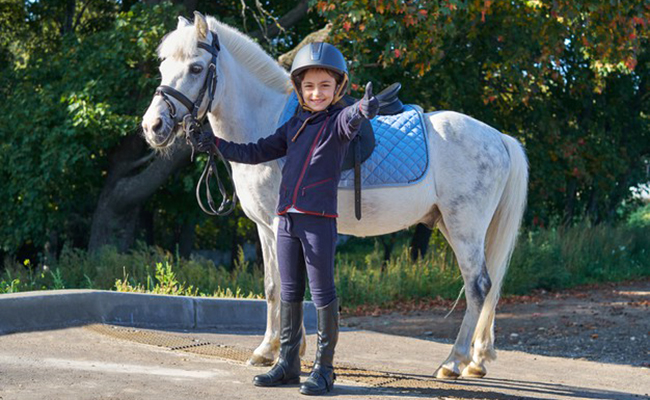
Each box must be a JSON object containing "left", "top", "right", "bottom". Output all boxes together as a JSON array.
[
  {"left": 434, "top": 367, "right": 460, "bottom": 380},
  {"left": 247, "top": 354, "right": 274, "bottom": 366},
  {"left": 462, "top": 363, "right": 487, "bottom": 378}
]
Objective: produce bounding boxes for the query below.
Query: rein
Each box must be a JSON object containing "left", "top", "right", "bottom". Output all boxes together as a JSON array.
[{"left": 154, "top": 31, "right": 237, "bottom": 217}]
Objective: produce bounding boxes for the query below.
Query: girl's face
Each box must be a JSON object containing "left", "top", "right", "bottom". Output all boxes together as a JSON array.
[{"left": 300, "top": 69, "right": 337, "bottom": 111}]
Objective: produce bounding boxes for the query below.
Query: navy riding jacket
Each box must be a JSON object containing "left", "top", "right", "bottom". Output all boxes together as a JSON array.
[{"left": 215, "top": 102, "right": 363, "bottom": 218}]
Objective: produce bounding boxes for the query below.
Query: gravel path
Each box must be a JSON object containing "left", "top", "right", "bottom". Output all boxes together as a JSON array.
[{"left": 343, "top": 279, "right": 650, "bottom": 368}]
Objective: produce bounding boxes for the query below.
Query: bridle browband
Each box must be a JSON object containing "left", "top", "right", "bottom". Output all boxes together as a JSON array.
[{"left": 154, "top": 30, "right": 237, "bottom": 217}]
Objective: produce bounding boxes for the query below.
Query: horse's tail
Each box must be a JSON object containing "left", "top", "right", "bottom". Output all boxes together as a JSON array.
[{"left": 473, "top": 133, "right": 528, "bottom": 361}]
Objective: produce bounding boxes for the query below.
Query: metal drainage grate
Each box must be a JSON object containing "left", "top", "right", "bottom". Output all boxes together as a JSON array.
[{"left": 85, "top": 324, "right": 481, "bottom": 396}]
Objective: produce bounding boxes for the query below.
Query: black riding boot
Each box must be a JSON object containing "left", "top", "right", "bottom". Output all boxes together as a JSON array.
[
  {"left": 300, "top": 298, "right": 339, "bottom": 395},
  {"left": 253, "top": 301, "right": 303, "bottom": 387}
]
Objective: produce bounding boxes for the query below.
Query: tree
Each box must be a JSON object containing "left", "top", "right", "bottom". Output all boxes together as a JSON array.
[
  {"left": 86, "top": 0, "right": 314, "bottom": 253},
  {"left": 317, "top": 0, "right": 650, "bottom": 226},
  {"left": 0, "top": 0, "right": 318, "bottom": 260}
]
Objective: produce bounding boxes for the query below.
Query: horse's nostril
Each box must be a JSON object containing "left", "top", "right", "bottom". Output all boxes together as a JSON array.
[{"left": 152, "top": 118, "right": 163, "bottom": 133}]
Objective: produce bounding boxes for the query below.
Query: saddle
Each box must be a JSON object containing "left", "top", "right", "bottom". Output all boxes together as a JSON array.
[{"left": 340, "top": 83, "right": 404, "bottom": 220}]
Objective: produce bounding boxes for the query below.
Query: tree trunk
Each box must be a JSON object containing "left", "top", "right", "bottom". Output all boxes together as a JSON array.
[
  {"left": 61, "top": 0, "right": 75, "bottom": 36},
  {"left": 409, "top": 223, "right": 432, "bottom": 261},
  {"left": 230, "top": 221, "right": 238, "bottom": 268},
  {"left": 121, "top": 0, "right": 139, "bottom": 12},
  {"left": 378, "top": 233, "right": 397, "bottom": 272},
  {"left": 88, "top": 134, "right": 192, "bottom": 253},
  {"left": 181, "top": 0, "right": 198, "bottom": 13},
  {"left": 140, "top": 209, "right": 155, "bottom": 246},
  {"left": 563, "top": 178, "right": 577, "bottom": 226},
  {"left": 178, "top": 220, "right": 195, "bottom": 259}
]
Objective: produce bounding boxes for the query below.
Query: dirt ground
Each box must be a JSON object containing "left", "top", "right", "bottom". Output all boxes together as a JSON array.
[{"left": 342, "top": 278, "right": 650, "bottom": 368}]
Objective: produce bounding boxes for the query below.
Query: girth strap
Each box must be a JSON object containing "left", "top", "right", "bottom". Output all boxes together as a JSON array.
[{"left": 353, "top": 136, "right": 362, "bottom": 220}]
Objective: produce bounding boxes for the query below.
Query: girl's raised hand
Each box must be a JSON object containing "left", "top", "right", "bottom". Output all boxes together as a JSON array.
[{"left": 359, "top": 82, "right": 379, "bottom": 119}]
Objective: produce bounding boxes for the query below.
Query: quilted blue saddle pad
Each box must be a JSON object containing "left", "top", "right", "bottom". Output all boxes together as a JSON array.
[{"left": 277, "top": 92, "right": 429, "bottom": 189}]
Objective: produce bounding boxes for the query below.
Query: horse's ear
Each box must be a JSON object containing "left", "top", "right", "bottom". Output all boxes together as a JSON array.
[
  {"left": 194, "top": 11, "right": 208, "bottom": 40},
  {"left": 177, "top": 16, "right": 191, "bottom": 29}
]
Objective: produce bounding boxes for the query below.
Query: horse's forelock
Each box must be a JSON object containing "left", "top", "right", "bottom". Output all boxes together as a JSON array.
[{"left": 157, "top": 26, "right": 198, "bottom": 61}]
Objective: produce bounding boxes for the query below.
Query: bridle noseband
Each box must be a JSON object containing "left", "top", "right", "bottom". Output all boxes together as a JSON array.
[{"left": 153, "top": 31, "right": 237, "bottom": 217}]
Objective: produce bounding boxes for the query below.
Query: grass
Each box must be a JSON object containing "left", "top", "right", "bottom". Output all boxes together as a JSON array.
[
  {"left": 504, "top": 223, "right": 649, "bottom": 294},
  {"left": 0, "top": 244, "right": 264, "bottom": 299},
  {"left": 2, "top": 223, "right": 649, "bottom": 309}
]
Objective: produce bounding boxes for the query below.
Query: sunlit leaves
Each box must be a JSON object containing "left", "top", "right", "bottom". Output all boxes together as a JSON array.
[{"left": 316, "top": 0, "right": 649, "bottom": 225}]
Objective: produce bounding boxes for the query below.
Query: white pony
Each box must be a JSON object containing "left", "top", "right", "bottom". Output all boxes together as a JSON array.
[{"left": 141, "top": 12, "right": 528, "bottom": 379}]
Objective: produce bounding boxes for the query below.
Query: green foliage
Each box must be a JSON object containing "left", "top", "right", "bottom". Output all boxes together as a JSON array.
[
  {"left": 0, "top": 1, "right": 310, "bottom": 258},
  {"left": 115, "top": 261, "right": 199, "bottom": 296},
  {"left": 627, "top": 203, "right": 650, "bottom": 228},
  {"left": 505, "top": 223, "right": 650, "bottom": 293},
  {"left": 0, "top": 2, "right": 182, "bottom": 254},
  {"left": 4, "top": 225, "right": 647, "bottom": 308},
  {"left": 2, "top": 0, "right": 648, "bottom": 283},
  {"left": 336, "top": 244, "right": 463, "bottom": 307},
  {"left": 1, "top": 242, "right": 264, "bottom": 299},
  {"left": 0, "top": 278, "right": 21, "bottom": 294},
  {"left": 318, "top": 1, "right": 650, "bottom": 226}
]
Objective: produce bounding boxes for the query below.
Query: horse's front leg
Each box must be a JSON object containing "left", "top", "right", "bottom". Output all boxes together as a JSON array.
[
  {"left": 248, "top": 223, "right": 281, "bottom": 365},
  {"left": 247, "top": 222, "right": 308, "bottom": 365}
]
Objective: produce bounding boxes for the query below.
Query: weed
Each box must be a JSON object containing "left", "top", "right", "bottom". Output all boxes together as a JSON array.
[{"left": 1, "top": 224, "right": 648, "bottom": 309}]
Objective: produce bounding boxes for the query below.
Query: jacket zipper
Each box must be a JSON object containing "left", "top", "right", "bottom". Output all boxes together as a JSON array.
[
  {"left": 291, "top": 117, "right": 330, "bottom": 206},
  {"left": 302, "top": 178, "right": 333, "bottom": 196}
]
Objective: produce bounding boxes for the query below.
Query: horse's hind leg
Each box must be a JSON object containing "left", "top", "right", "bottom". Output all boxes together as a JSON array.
[
  {"left": 248, "top": 223, "right": 284, "bottom": 366},
  {"left": 434, "top": 218, "right": 492, "bottom": 379},
  {"left": 462, "top": 312, "right": 496, "bottom": 378}
]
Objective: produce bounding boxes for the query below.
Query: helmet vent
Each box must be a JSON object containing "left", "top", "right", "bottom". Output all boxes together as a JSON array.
[{"left": 310, "top": 42, "right": 323, "bottom": 60}]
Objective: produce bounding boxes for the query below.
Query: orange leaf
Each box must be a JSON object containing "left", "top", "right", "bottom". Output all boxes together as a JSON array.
[{"left": 625, "top": 57, "right": 637, "bottom": 71}]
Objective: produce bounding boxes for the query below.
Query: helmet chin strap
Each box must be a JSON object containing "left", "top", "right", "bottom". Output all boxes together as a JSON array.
[{"left": 332, "top": 74, "right": 348, "bottom": 104}]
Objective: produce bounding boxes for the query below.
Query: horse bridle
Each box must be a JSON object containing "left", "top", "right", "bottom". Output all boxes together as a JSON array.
[{"left": 154, "top": 30, "right": 237, "bottom": 217}]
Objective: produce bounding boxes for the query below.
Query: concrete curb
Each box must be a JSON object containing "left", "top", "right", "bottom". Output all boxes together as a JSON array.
[{"left": 0, "top": 290, "right": 317, "bottom": 334}]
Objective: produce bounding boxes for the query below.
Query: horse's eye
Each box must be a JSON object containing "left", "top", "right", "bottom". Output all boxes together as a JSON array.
[{"left": 190, "top": 65, "right": 203, "bottom": 74}]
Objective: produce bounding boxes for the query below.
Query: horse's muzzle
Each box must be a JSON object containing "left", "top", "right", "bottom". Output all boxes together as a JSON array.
[{"left": 142, "top": 118, "right": 176, "bottom": 149}]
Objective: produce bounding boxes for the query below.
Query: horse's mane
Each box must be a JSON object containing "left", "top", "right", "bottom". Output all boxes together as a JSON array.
[{"left": 157, "top": 16, "right": 291, "bottom": 93}]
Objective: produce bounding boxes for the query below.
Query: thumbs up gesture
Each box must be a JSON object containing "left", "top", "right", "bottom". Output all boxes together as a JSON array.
[{"left": 359, "top": 82, "right": 379, "bottom": 120}]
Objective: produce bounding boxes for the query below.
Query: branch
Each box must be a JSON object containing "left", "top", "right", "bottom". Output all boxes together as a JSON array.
[
  {"left": 127, "top": 151, "right": 156, "bottom": 172},
  {"left": 72, "top": 0, "right": 94, "bottom": 32},
  {"left": 248, "top": 0, "right": 309, "bottom": 42},
  {"left": 113, "top": 141, "right": 193, "bottom": 212},
  {"left": 277, "top": 23, "right": 332, "bottom": 70}
]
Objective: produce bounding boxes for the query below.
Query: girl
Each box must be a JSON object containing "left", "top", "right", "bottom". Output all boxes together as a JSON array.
[{"left": 198, "top": 42, "right": 378, "bottom": 395}]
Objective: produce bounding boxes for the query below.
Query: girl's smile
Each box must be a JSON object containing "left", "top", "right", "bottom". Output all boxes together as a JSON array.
[{"left": 300, "top": 69, "right": 338, "bottom": 111}]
